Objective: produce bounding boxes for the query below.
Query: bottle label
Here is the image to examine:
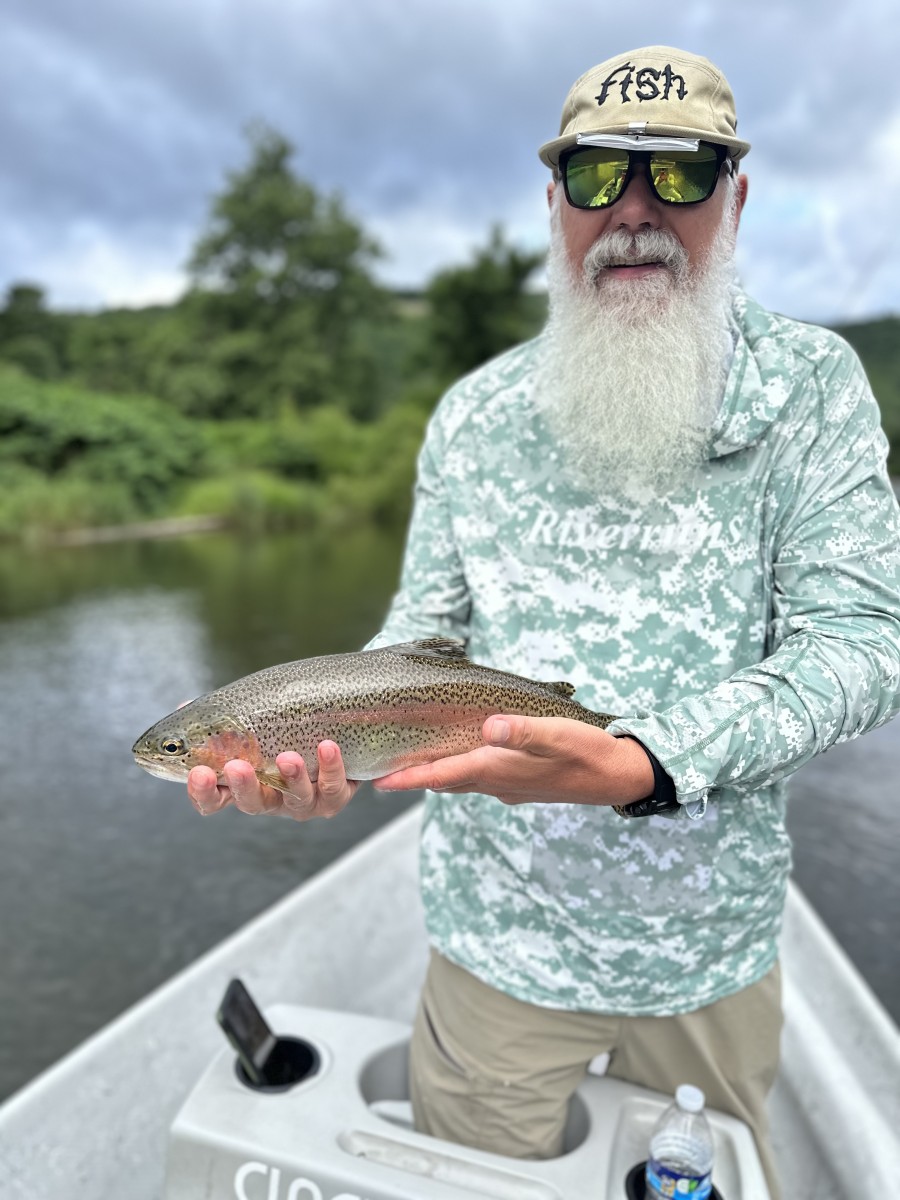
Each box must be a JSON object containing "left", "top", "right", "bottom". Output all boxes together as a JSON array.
[{"left": 646, "top": 1158, "right": 712, "bottom": 1199}]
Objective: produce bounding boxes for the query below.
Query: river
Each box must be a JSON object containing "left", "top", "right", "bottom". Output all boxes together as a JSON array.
[{"left": 0, "top": 527, "right": 897, "bottom": 1102}]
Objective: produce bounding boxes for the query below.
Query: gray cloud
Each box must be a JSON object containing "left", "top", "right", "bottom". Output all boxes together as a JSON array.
[{"left": 2, "top": 0, "right": 898, "bottom": 320}]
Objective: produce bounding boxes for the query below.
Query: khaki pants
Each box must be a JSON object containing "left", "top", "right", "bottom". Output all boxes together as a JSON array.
[{"left": 410, "top": 950, "right": 782, "bottom": 1200}]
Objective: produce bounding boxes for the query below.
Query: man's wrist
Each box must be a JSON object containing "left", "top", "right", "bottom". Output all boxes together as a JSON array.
[{"left": 612, "top": 735, "right": 679, "bottom": 818}]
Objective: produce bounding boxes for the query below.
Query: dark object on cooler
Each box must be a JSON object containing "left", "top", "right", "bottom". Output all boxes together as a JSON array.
[{"left": 216, "top": 977, "right": 320, "bottom": 1092}]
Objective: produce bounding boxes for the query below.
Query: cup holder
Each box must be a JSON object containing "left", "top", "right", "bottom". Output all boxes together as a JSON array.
[
  {"left": 624, "top": 1162, "right": 724, "bottom": 1199},
  {"left": 234, "top": 1036, "right": 321, "bottom": 1093},
  {"left": 358, "top": 1040, "right": 590, "bottom": 1154},
  {"left": 217, "top": 978, "right": 322, "bottom": 1094}
]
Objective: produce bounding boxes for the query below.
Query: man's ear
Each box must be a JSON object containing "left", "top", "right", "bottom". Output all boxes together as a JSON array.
[
  {"left": 547, "top": 180, "right": 556, "bottom": 209},
  {"left": 734, "top": 172, "right": 749, "bottom": 226}
]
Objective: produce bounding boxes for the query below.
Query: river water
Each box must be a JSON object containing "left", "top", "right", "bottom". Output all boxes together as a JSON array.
[{"left": 0, "top": 528, "right": 897, "bottom": 1102}]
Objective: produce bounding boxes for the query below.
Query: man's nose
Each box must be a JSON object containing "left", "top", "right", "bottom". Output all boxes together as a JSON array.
[{"left": 611, "top": 164, "right": 663, "bottom": 229}]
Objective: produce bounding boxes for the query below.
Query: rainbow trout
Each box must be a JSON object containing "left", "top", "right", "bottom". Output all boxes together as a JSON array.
[{"left": 132, "top": 637, "right": 616, "bottom": 793}]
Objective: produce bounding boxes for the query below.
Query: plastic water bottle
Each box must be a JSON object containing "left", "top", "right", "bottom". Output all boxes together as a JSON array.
[{"left": 644, "top": 1084, "right": 714, "bottom": 1199}]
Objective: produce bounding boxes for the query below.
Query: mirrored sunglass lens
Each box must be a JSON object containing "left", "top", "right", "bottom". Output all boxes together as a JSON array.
[
  {"left": 650, "top": 148, "right": 719, "bottom": 203},
  {"left": 565, "top": 150, "right": 629, "bottom": 208}
]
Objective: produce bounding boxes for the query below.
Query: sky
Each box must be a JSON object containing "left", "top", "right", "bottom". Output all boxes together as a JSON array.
[{"left": 3, "top": 0, "right": 899, "bottom": 325}]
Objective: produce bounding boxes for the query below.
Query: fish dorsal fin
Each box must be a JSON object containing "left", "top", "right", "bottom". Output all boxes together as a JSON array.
[
  {"left": 388, "top": 637, "right": 470, "bottom": 661},
  {"left": 543, "top": 681, "right": 577, "bottom": 697}
]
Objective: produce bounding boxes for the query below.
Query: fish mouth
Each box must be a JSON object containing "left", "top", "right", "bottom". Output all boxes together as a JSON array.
[{"left": 133, "top": 754, "right": 189, "bottom": 783}]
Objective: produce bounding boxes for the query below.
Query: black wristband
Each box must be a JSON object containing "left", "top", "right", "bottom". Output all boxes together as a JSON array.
[{"left": 612, "top": 737, "right": 679, "bottom": 819}]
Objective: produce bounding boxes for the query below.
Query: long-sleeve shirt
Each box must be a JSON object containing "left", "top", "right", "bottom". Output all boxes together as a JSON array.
[{"left": 367, "top": 289, "right": 900, "bottom": 1014}]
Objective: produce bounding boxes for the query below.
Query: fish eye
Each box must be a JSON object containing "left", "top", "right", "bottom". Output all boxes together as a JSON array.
[{"left": 161, "top": 737, "right": 186, "bottom": 755}]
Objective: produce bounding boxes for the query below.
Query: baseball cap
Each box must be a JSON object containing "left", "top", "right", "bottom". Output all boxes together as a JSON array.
[{"left": 538, "top": 46, "right": 750, "bottom": 170}]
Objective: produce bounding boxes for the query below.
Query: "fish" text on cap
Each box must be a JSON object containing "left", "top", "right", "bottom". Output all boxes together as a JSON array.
[{"left": 595, "top": 62, "right": 689, "bottom": 107}]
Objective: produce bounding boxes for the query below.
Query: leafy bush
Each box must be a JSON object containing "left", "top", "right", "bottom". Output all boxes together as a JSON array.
[
  {"left": 0, "top": 366, "right": 205, "bottom": 511},
  {"left": 0, "top": 335, "right": 61, "bottom": 380},
  {"left": 834, "top": 318, "right": 900, "bottom": 476},
  {"left": 175, "top": 470, "right": 326, "bottom": 533},
  {"left": 0, "top": 463, "right": 138, "bottom": 540}
]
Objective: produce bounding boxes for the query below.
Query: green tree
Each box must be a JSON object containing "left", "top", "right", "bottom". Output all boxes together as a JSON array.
[
  {"left": 66, "top": 306, "right": 169, "bottom": 394},
  {"left": 186, "top": 124, "right": 388, "bottom": 418},
  {"left": 0, "top": 284, "right": 63, "bottom": 379},
  {"left": 425, "top": 227, "right": 545, "bottom": 379}
]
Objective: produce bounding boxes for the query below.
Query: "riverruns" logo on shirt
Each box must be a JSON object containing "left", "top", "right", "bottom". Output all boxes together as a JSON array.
[{"left": 525, "top": 510, "right": 746, "bottom": 555}]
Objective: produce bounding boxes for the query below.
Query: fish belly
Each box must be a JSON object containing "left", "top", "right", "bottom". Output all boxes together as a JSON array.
[{"left": 335, "top": 719, "right": 488, "bottom": 781}]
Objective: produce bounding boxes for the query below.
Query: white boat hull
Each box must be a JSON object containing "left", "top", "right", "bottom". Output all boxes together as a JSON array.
[{"left": 1, "top": 805, "right": 898, "bottom": 1199}]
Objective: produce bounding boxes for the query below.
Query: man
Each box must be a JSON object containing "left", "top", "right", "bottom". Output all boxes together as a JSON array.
[{"left": 187, "top": 46, "right": 900, "bottom": 1197}]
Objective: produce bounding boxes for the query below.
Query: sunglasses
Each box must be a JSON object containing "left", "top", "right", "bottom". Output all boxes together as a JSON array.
[{"left": 559, "top": 142, "right": 731, "bottom": 210}]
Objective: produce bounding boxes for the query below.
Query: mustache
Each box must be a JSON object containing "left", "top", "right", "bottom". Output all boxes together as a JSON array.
[{"left": 583, "top": 229, "right": 689, "bottom": 280}]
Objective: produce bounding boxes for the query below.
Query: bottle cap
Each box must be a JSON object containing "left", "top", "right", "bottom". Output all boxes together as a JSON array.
[{"left": 675, "top": 1084, "right": 705, "bottom": 1112}]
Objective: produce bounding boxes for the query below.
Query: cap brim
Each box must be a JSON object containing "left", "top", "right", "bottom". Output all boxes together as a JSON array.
[{"left": 538, "top": 128, "right": 751, "bottom": 169}]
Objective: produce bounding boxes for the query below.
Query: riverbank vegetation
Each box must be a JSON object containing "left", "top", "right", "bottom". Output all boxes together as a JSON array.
[{"left": 1, "top": 126, "right": 896, "bottom": 542}]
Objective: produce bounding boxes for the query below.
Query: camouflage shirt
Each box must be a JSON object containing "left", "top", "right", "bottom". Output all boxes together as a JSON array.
[{"left": 368, "top": 290, "right": 900, "bottom": 1015}]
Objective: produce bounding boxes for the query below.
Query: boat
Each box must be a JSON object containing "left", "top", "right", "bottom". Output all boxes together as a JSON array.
[{"left": 1, "top": 804, "right": 898, "bottom": 1199}]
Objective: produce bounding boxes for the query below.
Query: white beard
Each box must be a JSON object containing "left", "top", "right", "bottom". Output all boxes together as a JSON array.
[{"left": 535, "top": 185, "right": 739, "bottom": 501}]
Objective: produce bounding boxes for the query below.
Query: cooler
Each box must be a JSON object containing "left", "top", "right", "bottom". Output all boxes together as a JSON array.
[{"left": 165, "top": 1004, "right": 771, "bottom": 1200}]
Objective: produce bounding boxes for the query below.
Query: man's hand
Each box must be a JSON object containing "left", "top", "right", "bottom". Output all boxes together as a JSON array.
[
  {"left": 374, "top": 716, "right": 655, "bottom": 807},
  {"left": 187, "top": 741, "right": 359, "bottom": 821}
]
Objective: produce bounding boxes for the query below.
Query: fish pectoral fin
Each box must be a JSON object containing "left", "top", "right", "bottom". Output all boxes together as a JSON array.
[
  {"left": 388, "top": 637, "right": 469, "bottom": 660},
  {"left": 543, "top": 681, "right": 577, "bottom": 697},
  {"left": 256, "top": 767, "right": 307, "bottom": 799}
]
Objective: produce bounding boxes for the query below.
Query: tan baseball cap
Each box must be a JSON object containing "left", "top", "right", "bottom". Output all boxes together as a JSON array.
[{"left": 538, "top": 45, "right": 750, "bottom": 170}]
